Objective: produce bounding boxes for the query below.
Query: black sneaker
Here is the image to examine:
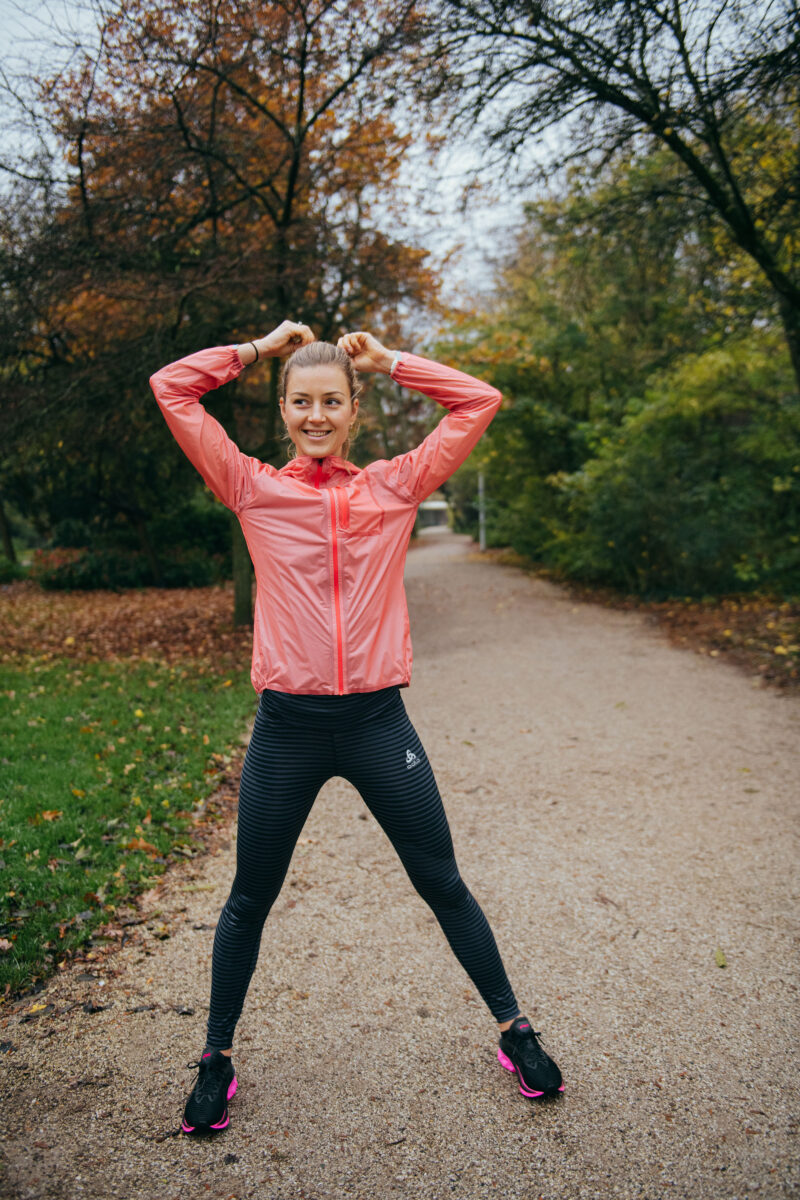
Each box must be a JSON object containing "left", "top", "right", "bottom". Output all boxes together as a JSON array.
[
  {"left": 498, "top": 1016, "right": 564, "bottom": 1099},
  {"left": 181, "top": 1049, "right": 237, "bottom": 1134}
]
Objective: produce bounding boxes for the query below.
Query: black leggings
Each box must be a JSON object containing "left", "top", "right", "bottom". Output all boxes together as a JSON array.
[{"left": 206, "top": 685, "right": 519, "bottom": 1047}]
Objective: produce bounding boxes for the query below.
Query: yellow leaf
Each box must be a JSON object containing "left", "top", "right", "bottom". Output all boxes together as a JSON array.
[
  {"left": 63, "top": 636, "right": 75, "bottom": 646},
  {"left": 203, "top": 734, "right": 210, "bottom": 745},
  {"left": 71, "top": 788, "right": 85, "bottom": 799},
  {"left": 134, "top": 708, "right": 144, "bottom": 718},
  {"left": 40, "top": 810, "right": 62, "bottom": 821}
]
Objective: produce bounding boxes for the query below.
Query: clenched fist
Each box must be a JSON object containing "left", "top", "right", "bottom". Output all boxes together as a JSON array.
[{"left": 337, "top": 331, "right": 395, "bottom": 374}]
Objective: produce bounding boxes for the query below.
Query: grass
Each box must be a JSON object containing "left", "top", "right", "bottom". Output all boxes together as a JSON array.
[{"left": 0, "top": 656, "right": 254, "bottom": 997}]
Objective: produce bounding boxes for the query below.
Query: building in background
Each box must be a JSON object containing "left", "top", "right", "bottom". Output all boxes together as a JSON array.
[{"left": 417, "top": 490, "right": 449, "bottom": 530}]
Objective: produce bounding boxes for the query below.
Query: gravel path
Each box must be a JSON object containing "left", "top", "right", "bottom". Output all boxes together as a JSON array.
[{"left": 2, "top": 530, "right": 799, "bottom": 1200}]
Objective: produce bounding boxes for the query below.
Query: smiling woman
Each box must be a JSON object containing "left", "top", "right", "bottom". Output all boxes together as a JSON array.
[
  {"left": 277, "top": 337, "right": 369, "bottom": 462},
  {"left": 149, "top": 318, "right": 563, "bottom": 1136}
]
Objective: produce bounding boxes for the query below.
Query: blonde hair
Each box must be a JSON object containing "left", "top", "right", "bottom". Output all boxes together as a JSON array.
[{"left": 280, "top": 341, "right": 362, "bottom": 461}]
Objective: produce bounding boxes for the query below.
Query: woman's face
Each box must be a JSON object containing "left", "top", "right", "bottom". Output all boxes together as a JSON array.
[{"left": 279, "top": 364, "right": 358, "bottom": 459}]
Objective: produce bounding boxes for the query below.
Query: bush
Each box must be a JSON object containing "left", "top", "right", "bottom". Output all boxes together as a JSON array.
[
  {"left": 33, "top": 546, "right": 226, "bottom": 590},
  {"left": 544, "top": 339, "right": 800, "bottom": 598},
  {"left": 0, "top": 557, "right": 27, "bottom": 584}
]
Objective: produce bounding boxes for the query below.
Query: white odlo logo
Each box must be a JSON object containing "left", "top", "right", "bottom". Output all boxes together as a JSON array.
[{"left": 405, "top": 749, "right": 420, "bottom": 769}]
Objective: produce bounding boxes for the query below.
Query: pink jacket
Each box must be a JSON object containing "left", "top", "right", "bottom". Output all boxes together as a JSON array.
[{"left": 150, "top": 345, "right": 502, "bottom": 695}]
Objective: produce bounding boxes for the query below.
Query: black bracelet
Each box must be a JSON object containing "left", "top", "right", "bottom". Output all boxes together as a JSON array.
[{"left": 250, "top": 341, "right": 260, "bottom": 363}]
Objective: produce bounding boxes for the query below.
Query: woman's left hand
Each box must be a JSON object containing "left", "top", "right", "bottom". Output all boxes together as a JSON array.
[{"left": 338, "top": 331, "right": 395, "bottom": 374}]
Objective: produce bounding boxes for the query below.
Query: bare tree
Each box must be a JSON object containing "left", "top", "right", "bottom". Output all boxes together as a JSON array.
[{"left": 432, "top": 0, "right": 800, "bottom": 389}]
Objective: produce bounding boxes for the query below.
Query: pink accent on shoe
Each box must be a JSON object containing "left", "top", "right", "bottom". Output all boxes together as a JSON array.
[
  {"left": 517, "top": 1076, "right": 545, "bottom": 1098},
  {"left": 497, "top": 1048, "right": 516, "bottom": 1073},
  {"left": 206, "top": 1075, "right": 238, "bottom": 1128},
  {"left": 497, "top": 1046, "right": 565, "bottom": 1097},
  {"left": 181, "top": 1075, "right": 237, "bottom": 1133}
]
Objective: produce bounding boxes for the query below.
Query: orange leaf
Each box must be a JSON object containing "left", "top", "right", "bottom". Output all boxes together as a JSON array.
[{"left": 125, "top": 837, "right": 158, "bottom": 854}]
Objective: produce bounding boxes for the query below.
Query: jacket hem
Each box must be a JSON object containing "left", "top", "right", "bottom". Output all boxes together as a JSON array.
[{"left": 253, "top": 678, "right": 410, "bottom": 695}]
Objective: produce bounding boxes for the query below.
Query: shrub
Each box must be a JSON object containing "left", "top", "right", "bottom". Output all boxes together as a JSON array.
[
  {"left": 34, "top": 546, "right": 226, "bottom": 591},
  {"left": 544, "top": 339, "right": 800, "bottom": 598},
  {"left": 0, "top": 558, "right": 27, "bottom": 584}
]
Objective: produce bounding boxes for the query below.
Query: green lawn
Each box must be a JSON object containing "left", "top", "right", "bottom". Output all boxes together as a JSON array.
[{"left": 0, "top": 658, "right": 254, "bottom": 996}]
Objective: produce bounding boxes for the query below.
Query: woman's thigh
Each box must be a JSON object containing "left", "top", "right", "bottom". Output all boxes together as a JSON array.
[
  {"left": 234, "top": 695, "right": 336, "bottom": 897},
  {"left": 333, "top": 693, "right": 459, "bottom": 886}
]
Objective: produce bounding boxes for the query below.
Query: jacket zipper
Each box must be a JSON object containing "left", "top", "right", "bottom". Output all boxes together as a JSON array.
[
  {"left": 313, "top": 459, "right": 345, "bottom": 694},
  {"left": 329, "top": 489, "right": 345, "bottom": 694}
]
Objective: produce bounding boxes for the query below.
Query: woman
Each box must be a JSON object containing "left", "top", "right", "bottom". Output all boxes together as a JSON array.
[{"left": 150, "top": 321, "right": 563, "bottom": 1134}]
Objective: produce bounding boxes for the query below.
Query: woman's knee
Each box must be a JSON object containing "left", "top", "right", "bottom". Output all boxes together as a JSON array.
[
  {"left": 409, "top": 861, "right": 469, "bottom": 911},
  {"left": 220, "top": 881, "right": 277, "bottom": 927}
]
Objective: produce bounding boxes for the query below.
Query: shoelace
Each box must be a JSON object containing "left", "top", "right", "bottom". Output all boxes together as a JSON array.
[
  {"left": 511, "top": 1028, "right": 551, "bottom": 1066},
  {"left": 186, "top": 1057, "right": 229, "bottom": 1103}
]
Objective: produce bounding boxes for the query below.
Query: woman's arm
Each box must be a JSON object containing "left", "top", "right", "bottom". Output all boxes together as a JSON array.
[
  {"left": 338, "top": 331, "right": 503, "bottom": 503},
  {"left": 150, "top": 322, "right": 314, "bottom": 512}
]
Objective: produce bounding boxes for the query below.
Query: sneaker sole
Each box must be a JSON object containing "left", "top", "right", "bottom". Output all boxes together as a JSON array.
[
  {"left": 181, "top": 1076, "right": 238, "bottom": 1133},
  {"left": 498, "top": 1047, "right": 564, "bottom": 1098}
]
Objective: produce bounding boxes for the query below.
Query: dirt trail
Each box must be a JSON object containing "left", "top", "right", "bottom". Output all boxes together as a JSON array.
[{"left": 2, "top": 530, "right": 798, "bottom": 1200}]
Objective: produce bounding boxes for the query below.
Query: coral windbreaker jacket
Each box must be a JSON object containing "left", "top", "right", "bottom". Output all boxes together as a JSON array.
[{"left": 150, "top": 345, "right": 502, "bottom": 695}]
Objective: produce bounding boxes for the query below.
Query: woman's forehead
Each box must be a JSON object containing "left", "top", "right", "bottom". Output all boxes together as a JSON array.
[{"left": 286, "top": 363, "right": 350, "bottom": 395}]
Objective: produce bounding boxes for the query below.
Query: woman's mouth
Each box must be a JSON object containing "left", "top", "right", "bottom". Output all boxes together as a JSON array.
[{"left": 303, "top": 430, "right": 332, "bottom": 439}]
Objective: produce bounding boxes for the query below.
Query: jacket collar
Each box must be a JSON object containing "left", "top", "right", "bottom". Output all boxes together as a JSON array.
[{"left": 279, "top": 454, "right": 361, "bottom": 484}]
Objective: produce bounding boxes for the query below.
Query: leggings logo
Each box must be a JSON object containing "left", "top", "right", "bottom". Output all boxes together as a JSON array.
[{"left": 405, "top": 749, "right": 420, "bottom": 769}]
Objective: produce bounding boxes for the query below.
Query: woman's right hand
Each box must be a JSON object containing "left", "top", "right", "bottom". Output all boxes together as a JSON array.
[
  {"left": 238, "top": 321, "right": 315, "bottom": 366},
  {"left": 260, "top": 321, "right": 315, "bottom": 358}
]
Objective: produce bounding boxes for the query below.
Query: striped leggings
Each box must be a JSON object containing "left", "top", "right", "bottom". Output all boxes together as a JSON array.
[{"left": 206, "top": 684, "right": 519, "bottom": 1048}]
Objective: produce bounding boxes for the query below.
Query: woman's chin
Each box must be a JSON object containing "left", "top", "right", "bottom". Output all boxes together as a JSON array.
[{"left": 300, "top": 439, "right": 340, "bottom": 457}]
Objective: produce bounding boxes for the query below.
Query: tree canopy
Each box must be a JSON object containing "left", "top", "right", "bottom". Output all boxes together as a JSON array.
[{"left": 433, "top": 0, "right": 800, "bottom": 387}]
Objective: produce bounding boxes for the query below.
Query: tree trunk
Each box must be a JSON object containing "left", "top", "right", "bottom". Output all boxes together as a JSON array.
[
  {"left": 776, "top": 293, "right": 800, "bottom": 395},
  {"left": 0, "top": 492, "right": 17, "bottom": 562},
  {"left": 231, "top": 513, "right": 253, "bottom": 627},
  {"left": 133, "top": 514, "right": 163, "bottom": 586}
]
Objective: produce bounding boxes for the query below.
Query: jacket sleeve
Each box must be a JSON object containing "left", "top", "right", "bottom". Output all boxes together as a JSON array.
[
  {"left": 384, "top": 353, "right": 503, "bottom": 503},
  {"left": 149, "top": 345, "right": 262, "bottom": 513}
]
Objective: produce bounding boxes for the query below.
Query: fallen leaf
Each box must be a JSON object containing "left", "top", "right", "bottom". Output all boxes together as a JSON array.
[
  {"left": 715, "top": 948, "right": 727, "bottom": 968},
  {"left": 125, "top": 837, "right": 158, "bottom": 854}
]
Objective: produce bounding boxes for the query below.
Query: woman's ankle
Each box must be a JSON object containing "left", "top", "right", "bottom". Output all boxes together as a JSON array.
[
  {"left": 203, "top": 1045, "right": 233, "bottom": 1058},
  {"left": 497, "top": 1012, "right": 521, "bottom": 1033}
]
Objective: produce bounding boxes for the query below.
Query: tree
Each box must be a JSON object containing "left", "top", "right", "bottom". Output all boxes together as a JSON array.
[
  {"left": 433, "top": 141, "right": 800, "bottom": 597},
  {"left": 0, "top": 0, "right": 439, "bottom": 618},
  {"left": 434, "top": 0, "right": 800, "bottom": 391}
]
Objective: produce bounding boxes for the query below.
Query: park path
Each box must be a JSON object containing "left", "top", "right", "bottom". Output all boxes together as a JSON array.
[{"left": 2, "top": 530, "right": 799, "bottom": 1200}]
